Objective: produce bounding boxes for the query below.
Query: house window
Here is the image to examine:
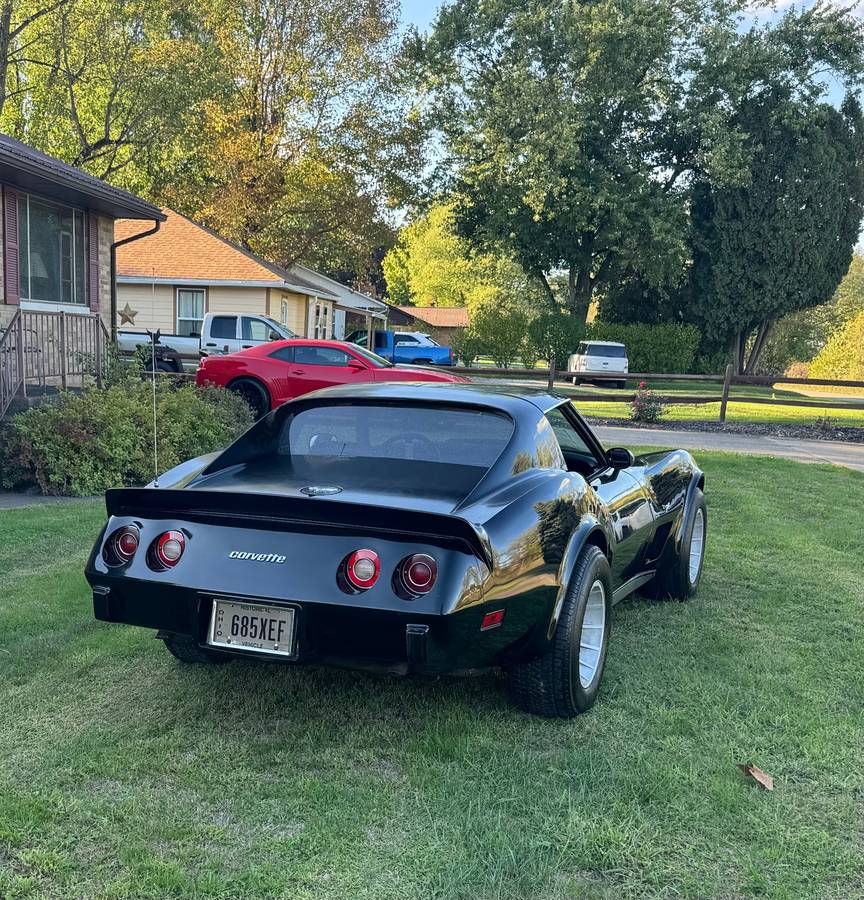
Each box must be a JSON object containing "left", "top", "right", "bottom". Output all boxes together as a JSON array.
[
  {"left": 281, "top": 300, "right": 288, "bottom": 326},
  {"left": 17, "top": 194, "right": 87, "bottom": 305},
  {"left": 177, "top": 288, "right": 205, "bottom": 336}
]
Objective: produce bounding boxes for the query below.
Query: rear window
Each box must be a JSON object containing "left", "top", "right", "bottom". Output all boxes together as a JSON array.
[
  {"left": 268, "top": 404, "right": 513, "bottom": 500},
  {"left": 585, "top": 344, "right": 626, "bottom": 358},
  {"left": 280, "top": 405, "right": 511, "bottom": 466}
]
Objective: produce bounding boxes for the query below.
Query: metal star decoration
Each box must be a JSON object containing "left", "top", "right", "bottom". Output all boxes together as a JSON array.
[{"left": 119, "top": 303, "right": 138, "bottom": 325}]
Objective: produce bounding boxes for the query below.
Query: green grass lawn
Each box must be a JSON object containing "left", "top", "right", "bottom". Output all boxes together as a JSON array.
[
  {"left": 473, "top": 374, "right": 864, "bottom": 426},
  {"left": 2, "top": 454, "right": 864, "bottom": 899}
]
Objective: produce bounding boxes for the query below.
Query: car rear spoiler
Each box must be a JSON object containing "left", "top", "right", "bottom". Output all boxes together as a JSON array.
[{"left": 105, "top": 488, "right": 493, "bottom": 569}]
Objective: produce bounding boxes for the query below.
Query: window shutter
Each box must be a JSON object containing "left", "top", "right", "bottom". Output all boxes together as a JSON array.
[
  {"left": 88, "top": 213, "right": 100, "bottom": 311},
  {"left": 3, "top": 186, "right": 20, "bottom": 305}
]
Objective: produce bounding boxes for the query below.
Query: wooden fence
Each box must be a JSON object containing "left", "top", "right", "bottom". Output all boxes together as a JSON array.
[{"left": 455, "top": 363, "right": 864, "bottom": 422}]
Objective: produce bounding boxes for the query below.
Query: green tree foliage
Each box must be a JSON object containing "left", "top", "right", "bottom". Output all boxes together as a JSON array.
[
  {"left": 687, "top": 95, "right": 864, "bottom": 373},
  {"left": 466, "top": 305, "right": 528, "bottom": 368},
  {"left": 808, "top": 312, "right": 864, "bottom": 382},
  {"left": 0, "top": 0, "right": 416, "bottom": 281},
  {"left": 417, "top": 0, "right": 864, "bottom": 330},
  {"left": 382, "top": 204, "right": 547, "bottom": 310}
]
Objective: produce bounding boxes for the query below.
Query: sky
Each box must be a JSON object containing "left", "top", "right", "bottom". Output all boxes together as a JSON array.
[{"left": 399, "top": 0, "right": 439, "bottom": 31}]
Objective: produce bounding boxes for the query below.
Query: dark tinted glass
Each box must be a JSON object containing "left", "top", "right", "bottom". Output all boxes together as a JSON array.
[
  {"left": 586, "top": 344, "right": 626, "bottom": 358},
  {"left": 210, "top": 316, "right": 236, "bottom": 339},
  {"left": 279, "top": 405, "right": 513, "bottom": 467},
  {"left": 294, "top": 346, "right": 350, "bottom": 367},
  {"left": 268, "top": 346, "right": 294, "bottom": 363}
]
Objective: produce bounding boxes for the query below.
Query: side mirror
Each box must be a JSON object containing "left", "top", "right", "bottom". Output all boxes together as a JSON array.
[
  {"left": 347, "top": 359, "right": 366, "bottom": 371},
  {"left": 607, "top": 447, "right": 635, "bottom": 469},
  {"left": 268, "top": 330, "right": 280, "bottom": 341}
]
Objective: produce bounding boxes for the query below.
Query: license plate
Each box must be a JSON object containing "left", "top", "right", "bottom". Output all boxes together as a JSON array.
[{"left": 207, "top": 598, "right": 296, "bottom": 658}]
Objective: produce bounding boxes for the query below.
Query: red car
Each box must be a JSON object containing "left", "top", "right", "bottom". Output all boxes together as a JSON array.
[{"left": 197, "top": 339, "right": 468, "bottom": 417}]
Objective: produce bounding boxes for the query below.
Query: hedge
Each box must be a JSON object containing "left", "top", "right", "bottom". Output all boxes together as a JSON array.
[
  {"left": 584, "top": 322, "right": 701, "bottom": 373},
  {"left": 0, "top": 378, "right": 253, "bottom": 496}
]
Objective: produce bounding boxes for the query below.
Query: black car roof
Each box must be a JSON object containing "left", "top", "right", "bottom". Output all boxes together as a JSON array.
[{"left": 300, "top": 381, "right": 566, "bottom": 415}]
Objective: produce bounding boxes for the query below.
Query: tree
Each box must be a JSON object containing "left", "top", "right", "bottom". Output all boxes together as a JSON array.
[
  {"left": 417, "top": 0, "right": 864, "bottom": 324},
  {"left": 687, "top": 94, "right": 864, "bottom": 373},
  {"left": 808, "top": 312, "right": 864, "bottom": 382},
  {"left": 1, "top": 0, "right": 416, "bottom": 281},
  {"left": 382, "top": 203, "right": 548, "bottom": 309},
  {"left": 0, "top": 0, "right": 70, "bottom": 118}
]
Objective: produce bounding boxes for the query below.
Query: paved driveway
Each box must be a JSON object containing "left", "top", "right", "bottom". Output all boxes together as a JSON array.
[{"left": 596, "top": 425, "right": 864, "bottom": 473}]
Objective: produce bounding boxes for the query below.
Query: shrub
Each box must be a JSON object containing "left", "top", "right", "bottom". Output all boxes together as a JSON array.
[
  {"left": 808, "top": 311, "right": 864, "bottom": 382},
  {"left": 527, "top": 313, "right": 584, "bottom": 368},
  {"left": 0, "top": 380, "right": 253, "bottom": 496},
  {"left": 587, "top": 322, "right": 700, "bottom": 373},
  {"left": 468, "top": 305, "right": 529, "bottom": 368},
  {"left": 451, "top": 329, "right": 482, "bottom": 366},
  {"left": 629, "top": 381, "right": 665, "bottom": 423},
  {"left": 519, "top": 340, "right": 540, "bottom": 369}
]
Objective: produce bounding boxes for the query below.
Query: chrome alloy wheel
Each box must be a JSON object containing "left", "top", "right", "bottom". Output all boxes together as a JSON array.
[
  {"left": 689, "top": 508, "right": 705, "bottom": 585},
  {"left": 579, "top": 580, "right": 606, "bottom": 689}
]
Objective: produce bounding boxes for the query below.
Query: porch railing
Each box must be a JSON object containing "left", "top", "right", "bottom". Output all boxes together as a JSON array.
[{"left": 0, "top": 309, "right": 110, "bottom": 419}]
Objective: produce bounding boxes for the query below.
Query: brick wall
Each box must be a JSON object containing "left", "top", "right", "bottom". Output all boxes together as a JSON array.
[{"left": 97, "top": 215, "right": 113, "bottom": 333}]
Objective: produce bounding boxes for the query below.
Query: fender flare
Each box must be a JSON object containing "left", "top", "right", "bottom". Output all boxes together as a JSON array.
[
  {"left": 226, "top": 375, "right": 274, "bottom": 409},
  {"left": 546, "top": 515, "right": 610, "bottom": 641},
  {"left": 670, "top": 469, "right": 705, "bottom": 557}
]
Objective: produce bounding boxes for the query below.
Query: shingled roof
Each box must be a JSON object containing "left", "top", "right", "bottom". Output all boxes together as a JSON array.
[
  {"left": 395, "top": 306, "right": 470, "bottom": 328},
  {"left": 0, "top": 134, "right": 164, "bottom": 221},
  {"left": 115, "top": 209, "right": 335, "bottom": 298}
]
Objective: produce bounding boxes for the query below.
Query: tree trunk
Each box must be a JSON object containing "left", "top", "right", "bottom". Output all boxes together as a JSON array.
[
  {"left": 567, "top": 262, "right": 592, "bottom": 323},
  {"left": 744, "top": 320, "right": 772, "bottom": 375}
]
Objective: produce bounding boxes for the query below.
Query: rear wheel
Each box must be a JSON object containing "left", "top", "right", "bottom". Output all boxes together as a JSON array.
[
  {"left": 162, "top": 634, "right": 230, "bottom": 664},
  {"left": 644, "top": 488, "right": 707, "bottom": 600},
  {"left": 509, "top": 545, "right": 612, "bottom": 717},
  {"left": 228, "top": 377, "right": 270, "bottom": 419}
]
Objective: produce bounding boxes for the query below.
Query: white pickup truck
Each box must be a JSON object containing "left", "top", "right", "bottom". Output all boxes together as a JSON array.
[{"left": 118, "top": 313, "right": 296, "bottom": 371}]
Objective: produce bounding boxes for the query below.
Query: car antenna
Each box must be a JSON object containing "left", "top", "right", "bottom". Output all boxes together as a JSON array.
[{"left": 147, "top": 329, "right": 160, "bottom": 487}]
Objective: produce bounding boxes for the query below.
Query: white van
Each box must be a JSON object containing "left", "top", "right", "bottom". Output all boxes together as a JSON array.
[{"left": 568, "top": 341, "right": 629, "bottom": 389}]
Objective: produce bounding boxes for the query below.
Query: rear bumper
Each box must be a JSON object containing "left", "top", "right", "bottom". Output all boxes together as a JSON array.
[{"left": 89, "top": 579, "right": 551, "bottom": 675}]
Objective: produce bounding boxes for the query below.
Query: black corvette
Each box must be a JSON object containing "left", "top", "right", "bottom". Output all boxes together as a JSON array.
[{"left": 85, "top": 383, "right": 706, "bottom": 717}]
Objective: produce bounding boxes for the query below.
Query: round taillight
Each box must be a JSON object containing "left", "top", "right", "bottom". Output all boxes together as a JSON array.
[
  {"left": 400, "top": 554, "right": 437, "bottom": 595},
  {"left": 155, "top": 531, "right": 185, "bottom": 568},
  {"left": 345, "top": 549, "right": 380, "bottom": 590},
  {"left": 105, "top": 525, "right": 139, "bottom": 565}
]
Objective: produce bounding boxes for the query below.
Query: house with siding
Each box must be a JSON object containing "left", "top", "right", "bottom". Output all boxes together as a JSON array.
[
  {"left": 0, "top": 135, "right": 164, "bottom": 417},
  {"left": 115, "top": 209, "right": 387, "bottom": 340}
]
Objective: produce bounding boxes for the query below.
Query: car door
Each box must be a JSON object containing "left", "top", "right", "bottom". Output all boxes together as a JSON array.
[
  {"left": 393, "top": 333, "right": 420, "bottom": 364},
  {"left": 263, "top": 345, "right": 296, "bottom": 406},
  {"left": 203, "top": 315, "right": 239, "bottom": 355},
  {"left": 546, "top": 405, "right": 655, "bottom": 587},
  {"left": 288, "top": 344, "right": 373, "bottom": 397},
  {"left": 240, "top": 316, "right": 278, "bottom": 350}
]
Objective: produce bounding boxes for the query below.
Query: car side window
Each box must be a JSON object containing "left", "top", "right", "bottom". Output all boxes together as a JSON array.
[
  {"left": 545, "top": 407, "right": 605, "bottom": 473},
  {"left": 210, "top": 316, "right": 236, "bottom": 339},
  {"left": 396, "top": 333, "right": 418, "bottom": 344},
  {"left": 294, "top": 346, "right": 351, "bottom": 367},
  {"left": 242, "top": 317, "right": 270, "bottom": 341},
  {"left": 269, "top": 346, "right": 294, "bottom": 363}
]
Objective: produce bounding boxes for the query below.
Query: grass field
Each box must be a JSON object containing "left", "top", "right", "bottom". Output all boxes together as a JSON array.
[{"left": 1, "top": 453, "right": 863, "bottom": 898}]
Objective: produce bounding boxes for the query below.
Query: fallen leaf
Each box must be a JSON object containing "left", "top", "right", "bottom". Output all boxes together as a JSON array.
[{"left": 737, "top": 762, "right": 774, "bottom": 791}]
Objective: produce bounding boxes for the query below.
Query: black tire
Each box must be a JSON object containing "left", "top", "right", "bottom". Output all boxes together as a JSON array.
[
  {"left": 162, "top": 634, "right": 230, "bottom": 664},
  {"left": 644, "top": 488, "right": 707, "bottom": 600},
  {"left": 229, "top": 377, "right": 270, "bottom": 419},
  {"left": 572, "top": 377, "right": 581, "bottom": 386},
  {"left": 509, "top": 545, "right": 612, "bottom": 718}
]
